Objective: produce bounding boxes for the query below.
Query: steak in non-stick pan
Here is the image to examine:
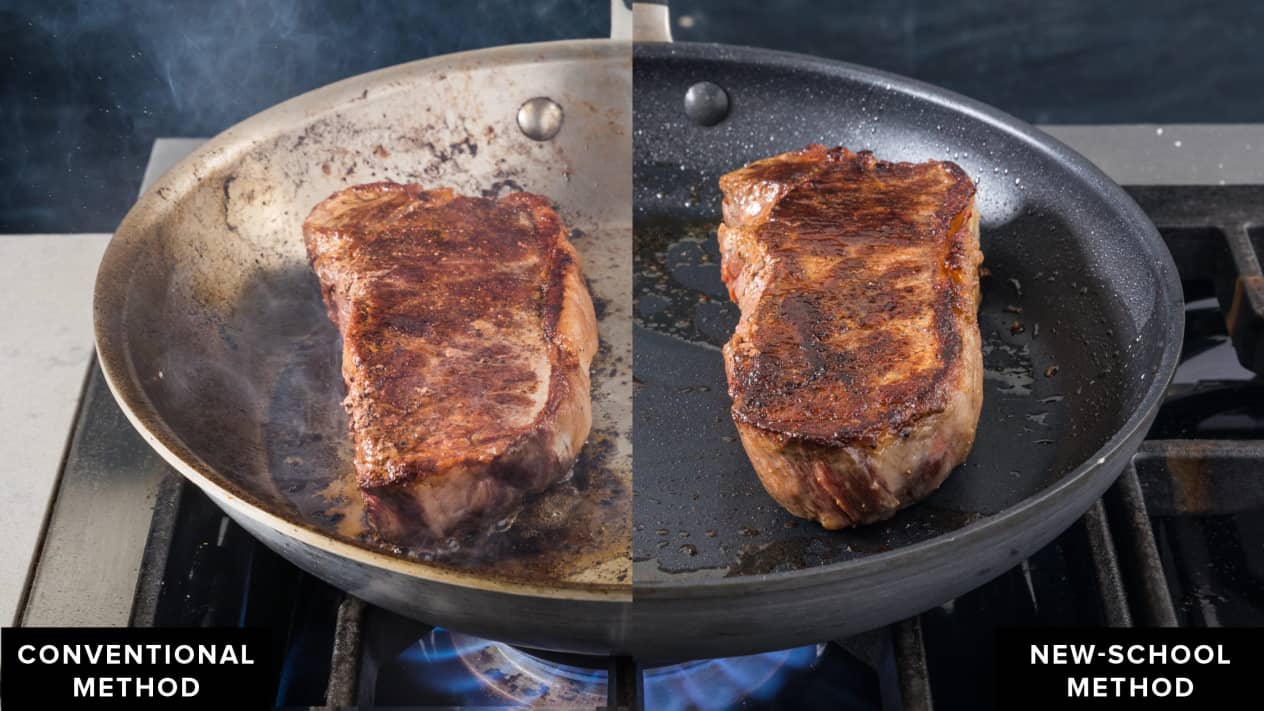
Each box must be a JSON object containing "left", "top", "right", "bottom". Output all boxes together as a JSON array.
[{"left": 718, "top": 145, "right": 983, "bottom": 529}]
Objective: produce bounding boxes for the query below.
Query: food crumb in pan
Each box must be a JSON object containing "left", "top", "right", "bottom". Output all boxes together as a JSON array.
[{"left": 1045, "top": 365, "right": 1060, "bottom": 377}]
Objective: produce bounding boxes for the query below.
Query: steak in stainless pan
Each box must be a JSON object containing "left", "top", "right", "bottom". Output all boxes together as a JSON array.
[
  {"left": 304, "top": 183, "right": 598, "bottom": 543},
  {"left": 718, "top": 145, "right": 983, "bottom": 529}
]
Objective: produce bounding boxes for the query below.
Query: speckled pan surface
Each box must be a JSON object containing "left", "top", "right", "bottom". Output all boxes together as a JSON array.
[
  {"left": 631, "top": 42, "right": 1181, "bottom": 660},
  {"left": 94, "top": 40, "right": 632, "bottom": 654}
]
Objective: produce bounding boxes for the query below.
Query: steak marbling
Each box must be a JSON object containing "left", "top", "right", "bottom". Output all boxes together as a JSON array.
[
  {"left": 718, "top": 145, "right": 983, "bottom": 529},
  {"left": 304, "top": 183, "right": 597, "bottom": 543}
]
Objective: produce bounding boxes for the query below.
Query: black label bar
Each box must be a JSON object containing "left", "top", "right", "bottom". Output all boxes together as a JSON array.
[
  {"left": 996, "top": 627, "right": 1263, "bottom": 709},
  {"left": 1, "top": 627, "right": 271, "bottom": 710}
]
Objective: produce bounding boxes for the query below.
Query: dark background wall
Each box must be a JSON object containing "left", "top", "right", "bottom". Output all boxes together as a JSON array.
[
  {"left": 0, "top": 0, "right": 607, "bottom": 233},
  {"left": 3, "top": 0, "right": 1262, "bottom": 233},
  {"left": 671, "top": 0, "right": 1264, "bottom": 125}
]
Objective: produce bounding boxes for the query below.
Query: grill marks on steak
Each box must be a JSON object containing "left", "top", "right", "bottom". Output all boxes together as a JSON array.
[
  {"left": 304, "top": 183, "right": 597, "bottom": 543},
  {"left": 718, "top": 145, "right": 983, "bottom": 529}
]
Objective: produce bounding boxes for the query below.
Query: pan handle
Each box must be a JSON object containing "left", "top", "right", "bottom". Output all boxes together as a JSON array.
[{"left": 632, "top": 1, "right": 674, "bottom": 42}]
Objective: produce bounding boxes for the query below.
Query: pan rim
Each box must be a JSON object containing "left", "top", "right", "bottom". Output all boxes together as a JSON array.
[
  {"left": 632, "top": 41, "right": 1184, "bottom": 595},
  {"left": 94, "top": 38, "right": 632, "bottom": 603}
]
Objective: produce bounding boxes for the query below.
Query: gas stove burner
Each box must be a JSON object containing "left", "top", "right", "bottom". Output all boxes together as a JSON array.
[
  {"left": 399, "top": 627, "right": 825, "bottom": 710},
  {"left": 414, "top": 628, "right": 608, "bottom": 709},
  {"left": 643, "top": 644, "right": 826, "bottom": 711}
]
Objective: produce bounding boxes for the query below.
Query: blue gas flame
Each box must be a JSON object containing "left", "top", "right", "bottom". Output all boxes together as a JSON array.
[
  {"left": 393, "top": 628, "right": 819, "bottom": 709},
  {"left": 412, "top": 627, "right": 495, "bottom": 664},
  {"left": 643, "top": 645, "right": 822, "bottom": 711},
  {"left": 394, "top": 628, "right": 500, "bottom": 696},
  {"left": 396, "top": 627, "right": 607, "bottom": 704}
]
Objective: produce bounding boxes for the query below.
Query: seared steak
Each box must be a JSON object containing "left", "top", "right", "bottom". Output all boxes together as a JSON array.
[
  {"left": 717, "top": 145, "right": 982, "bottom": 529},
  {"left": 304, "top": 183, "right": 597, "bottom": 543}
]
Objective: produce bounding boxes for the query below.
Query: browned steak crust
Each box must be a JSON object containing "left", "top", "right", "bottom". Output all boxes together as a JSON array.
[
  {"left": 718, "top": 145, "right": 983, "bottom": 529},
  {"left": 304, "top": 183, "right": 597, "bottom": 542}
]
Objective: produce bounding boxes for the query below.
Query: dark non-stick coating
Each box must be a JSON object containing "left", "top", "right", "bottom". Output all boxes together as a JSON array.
[{"left": 630, "top": 42, "right": 1182, "bottom": 660}]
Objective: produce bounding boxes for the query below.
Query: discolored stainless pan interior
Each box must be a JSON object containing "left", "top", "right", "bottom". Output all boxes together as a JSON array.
[{"left": 95, "top": 40, "right": 632, "bottom": 620}]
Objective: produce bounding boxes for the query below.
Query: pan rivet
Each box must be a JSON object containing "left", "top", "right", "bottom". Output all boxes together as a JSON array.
[
  {"left": 517, "top": 97, "right": 564, "bottom": 141},
  {"left": 684, "top": 81, "right": 729, "bottom": 126}
]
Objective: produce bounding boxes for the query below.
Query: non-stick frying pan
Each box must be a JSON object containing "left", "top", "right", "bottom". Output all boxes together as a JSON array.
[
  {"left": 94, "top": 26, "right": 633, "bottom": 653},
  {"left": 629, "top": 2, "right": 1182, "bottom": 660}
]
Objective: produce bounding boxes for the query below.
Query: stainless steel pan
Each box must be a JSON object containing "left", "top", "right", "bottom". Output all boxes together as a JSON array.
[{"left": 94, "top": 19, "right": 632, "bottom": 653}]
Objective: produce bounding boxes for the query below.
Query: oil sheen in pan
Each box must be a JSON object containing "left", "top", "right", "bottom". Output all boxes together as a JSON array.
[
  {"left": 255, "top": 221, "right": 631, "bottom": 588},
  {"left": 631, "top": 208, "right": 1127, "bottom": 582}
]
